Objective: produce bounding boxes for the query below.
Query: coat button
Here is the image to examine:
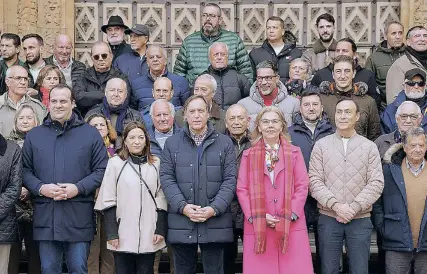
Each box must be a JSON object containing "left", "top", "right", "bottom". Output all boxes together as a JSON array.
[
  {"left": 190, "top": 164, "right": 193, "bottom": 167},
  {"left": 190, "top": 188, "right": 193, "bottom": 191},
  {"left": 189, "top": 236, "right": 192, "bottom": 239},
  {"left": 198, "top": 235, "right": 201, "bottom": 237},
  {"left": 274, "top": 199, "right": 277, "bottom": 203}
]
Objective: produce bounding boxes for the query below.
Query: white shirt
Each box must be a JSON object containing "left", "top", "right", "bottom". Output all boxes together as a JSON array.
[{"left": 341, "top": 137, "right": 349, "bottom": 154}]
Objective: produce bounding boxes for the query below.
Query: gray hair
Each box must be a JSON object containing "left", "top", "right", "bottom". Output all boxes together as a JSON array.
[
  {"left": 91, "top": 41, "right": 112, "bottom": 55},
  {"left": 105, "top": 78, "right": 128, "bottom": 93},
  {"left": 209, "top": 42, "right": 229, "bottom": 55},
  {"left": 290, "top": 58, "right": 310, "bottom": 73},
  {"left": 406, "top": 26, "right": 427, "bottom": 39},
  {"left": 195, "top": 74, "right": 217, "bottom": 93},
  {"left": 395, "top": 101, "right": 422, "bottom": 118},
  {"left": 385, "top": 21, "right": 404, "bottom": 35},
  {"left": 150, "top": 99, "right": 175, "bottom": 118},
  {"left": 147, "top": 45, "right": 167, "bottom": 59},
  {"left": 402, "top": 127, "right": 427, "bottom": 145},
  {"left": 5, "top": 65, "right": 27, "bottom": 78}
]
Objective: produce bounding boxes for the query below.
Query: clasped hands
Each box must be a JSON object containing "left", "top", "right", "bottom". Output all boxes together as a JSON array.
[
  {"left": 40, "top": 183, "right": 79, "bottom": 201},
  {"left": 332, "top": 203, "right": 356, "bottom": 224},
  {"left": 183, "top": 204, "right": 215, "bottom": 223}
]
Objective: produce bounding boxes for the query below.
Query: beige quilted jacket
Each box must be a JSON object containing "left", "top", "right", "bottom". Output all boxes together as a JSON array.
[{"left": 308, "top": 132, "right": 384, "bottom": 219}]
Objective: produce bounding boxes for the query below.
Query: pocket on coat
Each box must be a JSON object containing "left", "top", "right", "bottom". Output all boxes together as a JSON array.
[
  {"left": 383, "top": 214, "right": 405, "bottom": 245},
  {"left": 63, "top": 201, "right": 95, "bottom": 228},
  {"left": 33, "top": 201, "right": 52, "bottom": 228}
]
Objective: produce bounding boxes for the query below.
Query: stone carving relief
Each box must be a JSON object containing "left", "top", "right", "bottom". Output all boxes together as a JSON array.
[
  {"left": 413, "top": 0, "right": 427, "bottom": 27},
  {"left": 75, "top": 3, "right": 98, "bottom": 43},
  {"left": 239, "top": 5, "right": 268, "bottom": 45},
  {"left": 342, "top": 3, "right": 372, "bottom": 44},
  {"left": 17, "top": 0, "right": 38, "bottom": 34},
  {"left": 307, "top": 4, "right": 337, "bottom": 45},
  {"left": 376, "top": 2, "right": 400, "bottom": 43},
  {"left": 273, "top": 4, "right": 303, "bottom": 46},
  {"left": 75, "top": 48, "right": 92, "bottom": 67},
  {"left": 42, "top": 0, "right": 62, "bottom": 54},
  {"left": 136, "top": 4, "right": 166, "bottom": 44},
  {"left": 171, "top": 4, "right": 200, "bottom": 45},
  {"left": 216, "top": 3, "right": 235, "bottom": 32}
]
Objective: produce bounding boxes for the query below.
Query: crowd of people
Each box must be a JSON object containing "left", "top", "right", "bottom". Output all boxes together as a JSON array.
[{"left": 0, "top": 2, "right": 426, "bottom": 274}]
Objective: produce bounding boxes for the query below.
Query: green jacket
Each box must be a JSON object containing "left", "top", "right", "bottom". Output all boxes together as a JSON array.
[
  {"left": 173, "top": 29, "right": 253, "bottom": 86},
  {"left": 365, "top": 41, "right": 406, "bottom": 108}
]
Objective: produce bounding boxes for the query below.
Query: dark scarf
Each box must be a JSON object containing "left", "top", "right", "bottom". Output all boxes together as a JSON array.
[
  {"left": 407, "top": 46, "right": 427, "bottom": 69},
  {"left": 101, "top": 97, "right": 128, "bottom": 135}
]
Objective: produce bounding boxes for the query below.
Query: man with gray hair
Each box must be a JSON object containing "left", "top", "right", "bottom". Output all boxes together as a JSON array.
[
  {"left": 284, "top": 58, "right": 311, "bottom": 98},
  {"left": 131, "top": 45, "right": 190, "bottom": 110},
  {"left": 382, "top": 68, "right": 427, "bottom": 134},
  {"left": 387, "top": 26, "right": 427, "bottom": 103},
  {"left": 238, "top": 60, "right": 299, "bottom": 129},
  {"left": 73, "top": 42, "right": 129, "bottom": 116},
  {"left": 175, "top": 74, "right": 226, "bottom": 133},
  {"left": 203, "top": 42, "right": 250, "bottom": 110},
  {"left": 374, "top": 127, "right": 427, "bottom": 274}
]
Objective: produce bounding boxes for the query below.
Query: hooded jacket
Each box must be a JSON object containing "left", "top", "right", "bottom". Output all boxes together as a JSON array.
[
  {"left": 386, "top": 50, "right": 427, "bottom": 104},
  {"left": 312, "top": 62, "right": 380, "bottom": 109},
  {"left": 203, "top": 65, "right": 251, "bottom": 110},
  {"left": 373, "top": 143, "right": 427, "bottom": 251},
  {"left": 318, "top": 81, "right": 381, "bottom": 141},
  {"left": 249, "top": 31, "right": 303, "bottom": 84},
  {"left": 365, "top": 41, "right": 406, "bottom": 110},
  {"left": 302, "top": 38, "right": 338, "bottom": 75},
  {"left": 237, "top": 81, "right": 300, "bottom": 130},
  {"left": 173, "top": 28, "right": 253, "bottom": 86}
]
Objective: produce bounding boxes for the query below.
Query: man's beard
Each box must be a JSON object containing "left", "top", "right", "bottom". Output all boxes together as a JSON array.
[
  {"left": 26, "top": 53, "right": 41, "bottom": 65},
  {"left": 320, "top": 33, "right": 333, "bottom": 43},
  {"left": 303, "top": 114, "right": 321, "bottom": 123},
  {"left": 405, "top": 90, "right": 425, "bottom": 99},
  {"left": 203, "top": 24, "right": 220, "bottom": 36}
]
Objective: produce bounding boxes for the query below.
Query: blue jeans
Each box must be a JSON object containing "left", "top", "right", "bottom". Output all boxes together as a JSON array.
[
  {"left": 317, "top": 214, "right": 373, "bottom": 274},
  {"left": 39, "top": 241, "right": 90, "bottom": 274}
]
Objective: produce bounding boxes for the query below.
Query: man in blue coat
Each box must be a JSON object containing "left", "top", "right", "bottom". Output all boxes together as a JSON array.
[
  {"left": 22, "top": 84, "right": 108, "bottom": 274},
  {"left": 131, "top": 45, "right": 190, "bottom": 110},
  {"left": 160, "top": 94, "right": 236, "bottom": 274},
  {"left": 381, "top": 68, "right": 427, "bottom": 134},
  {"left": 374, "top": 127, "right": 427, "bottom": 274},
  {"left": 288, "top": 86, "right": 334, "bottom": 274}
]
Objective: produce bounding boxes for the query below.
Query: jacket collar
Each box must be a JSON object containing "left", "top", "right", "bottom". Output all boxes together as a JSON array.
[
  {"left": 148, "top": 122, "right": 182, "bottom": 140},
  {"left": 248, "top": 81, "right": 289, "bottom": 106},
  {"left": 206, "top": 65, "right": 231, "bottom": 75},
  {"left": 0, "top": 134, "right": 7, "bottom": 156},
  {"left": 376, "top": 40, "right": 407, "bottom": 54},
  {"left": 183, "top": 121, "right": 216, "bottom": 142},
  {"left": 200, "top": 28, "right": 223, "bottom": 42},
  {"left": 227, "top": 130, "right": 250, "bottom": 146},
  {"left": 292, "top": 112, "right": 333, "bottom": 132},
  {"left": 147, "top": 67, "right": 169, "bottom": 82},
  {"left": 312, "top": 39, "right": 337, "bottom": 54},
  {"left": 43, "top": 109, "right": 85, "bottom": 132},
  {"left": 210, "top": 101, "right": 222, "bottom": 119}
]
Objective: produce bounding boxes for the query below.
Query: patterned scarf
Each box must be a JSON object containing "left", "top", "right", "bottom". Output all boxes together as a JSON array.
[
  {"left": 248, "top": 137, "right": 293, "bottom": 254},
  {"left": 265, "top": 143, "right": 280, "bottom": 172}
]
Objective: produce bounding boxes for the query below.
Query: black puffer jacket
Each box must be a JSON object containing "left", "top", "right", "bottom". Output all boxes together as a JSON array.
[
  {"left": 73, "top": 67, "right": 129, "bottom": 116},
  {"left": 203, "top": 66, "right": 251, "bottom": 110},
  {"left": 0, "top": 134, "right": 22, "bottom": 243},
  {"left": 249, "top": 31, "right": 303, "bottom": 83},
  {"left": 160, "top": 122, "right": 237, "bottom": 244},
  {"left": 110, "top": 41, "right": 133, "bottom": 63}
]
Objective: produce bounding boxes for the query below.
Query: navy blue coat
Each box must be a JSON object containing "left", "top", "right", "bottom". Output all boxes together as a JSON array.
[
  {"left": 381, "top": 91, "right": 427, "bottom": 134},
  {"left": 288, "top": 112, "right": 335, "bottom": 170},
  {"left": 288, "top": 112, "right": 335, "bottom": 226},
  {"left": 160, "top": 123, "right": 236, "bottom": 244},
  {"left": 113, "top": 51, "right": 148, "bottom": 83},
  {"left": 373, "top": 145, "right": 427, "bottom": 251},
  {"left": 147, "top": 122, "right": 182, "bottom": 157},
  {"left": 22, "top": 112, "right": 108, "bottom": 242},
  {"left": 131, "top": 69, "right": 190, "bottom": 110}
]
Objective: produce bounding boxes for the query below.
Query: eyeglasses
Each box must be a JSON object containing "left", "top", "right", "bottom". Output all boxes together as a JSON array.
[
  {"left": 260, "top": 119, "right": 280, "bottom": 125},
  {"left": 256, "top": 75, "right": 276, "bottom": 82},
  {"left": 8, "top": 76, "right": 29, "bottom": 82},
  {"left": 399, "top": 114, "right": 420, "bottom": 121},
  {"left": 92, "top": 53, "right": 109, "bottom": 61},
  {"left": 202, "top": 13, "right": 219, "bottom": 19},
  {"left": 405, "top": 80, "right": 426, "bottom": 87}
]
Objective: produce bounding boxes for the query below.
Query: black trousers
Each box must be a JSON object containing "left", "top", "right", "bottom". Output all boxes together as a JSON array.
[
  {"left": 223, "top": 229, "right": 243, "bottom": 274},
  {"left": 172, "top": 243, "right": 224, "bottom": 274},
  {"left": 114, "top": 251, "right": 156, "bottom": 274}
]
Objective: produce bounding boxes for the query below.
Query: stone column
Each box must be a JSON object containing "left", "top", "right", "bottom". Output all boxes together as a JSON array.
[
  {"left": 0, "top": 0, "right": 75, "bottom": 58},
  {"left": 401, "top": 0, "right": 427, "bottom": 31}
]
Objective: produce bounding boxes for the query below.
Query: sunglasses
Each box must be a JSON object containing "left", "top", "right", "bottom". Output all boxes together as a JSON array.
[
  {"left": 406, "top": 80, "right": 426, "bottom": 87},
  {"left": 92, "top": 53, "right": 108, "bottom": 61}
]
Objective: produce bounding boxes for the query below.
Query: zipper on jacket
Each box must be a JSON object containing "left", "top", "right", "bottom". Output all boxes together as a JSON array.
[{"left": 138, "top": 164, "right": 143, "bottom": 252}]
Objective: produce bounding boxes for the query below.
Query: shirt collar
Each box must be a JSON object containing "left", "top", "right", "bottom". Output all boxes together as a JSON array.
[
  {"left": 406, "top": 157, "right": 425, "bottom": 177},
  {"left": 53, "top": 55, "right": 73, "bottom": 69}
]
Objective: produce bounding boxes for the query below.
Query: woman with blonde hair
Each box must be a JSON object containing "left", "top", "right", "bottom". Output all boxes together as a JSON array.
[
  {"left": 95, "top": 122, "right": 167, "bottom": 274},
  {"left": 237, "top": 106, "right": 313, "bottom": 273},
  {"left": 86, "top": 113, "right": 117, "bottom": 158},
  {"left": 34, "top": 65, "right": 66, "bottom": 107},
  {"left": 8, "top": 104, "right": 41, "bottom": 274}
]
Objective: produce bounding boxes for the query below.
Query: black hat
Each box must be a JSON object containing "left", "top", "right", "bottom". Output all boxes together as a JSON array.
[
  {"left": 125, "top": 24, "right": 150, "bottom": 37},
  {"left": 101, "top": 15, "right": 130, "bottom": 33},
  {"left": 405, "top": 68, "right": 426, "bottom": 82}
]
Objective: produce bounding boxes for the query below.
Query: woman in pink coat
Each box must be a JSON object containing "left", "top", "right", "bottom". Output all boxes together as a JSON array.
[{"left": 237, "top": 106, "right": 313, "bottom": 274}]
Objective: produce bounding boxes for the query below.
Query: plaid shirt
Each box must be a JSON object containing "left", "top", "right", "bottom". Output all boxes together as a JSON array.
[{"left": 190, "top": 127, "right": 208, "bottom": 146}]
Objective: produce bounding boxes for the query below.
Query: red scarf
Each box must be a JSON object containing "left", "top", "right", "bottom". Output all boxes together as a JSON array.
[
  {"left": 40, "top": 87, "right": 50, "bottom": 109},
  {"left": 260, "top": 87, "right": 279, "bottom": 106},
  {"left": 247, "top": 137, "right": 293, "bottom": 254}
]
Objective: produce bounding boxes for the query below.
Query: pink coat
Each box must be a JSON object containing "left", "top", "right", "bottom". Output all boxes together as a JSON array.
[{"left": 237, "top": 144, "right": 314, "bottom": 274}]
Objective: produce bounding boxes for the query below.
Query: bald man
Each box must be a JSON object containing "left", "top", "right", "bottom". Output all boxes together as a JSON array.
[
  {"left": 45, "top": 34, "right": 86, "bottom": 87},
  {"left": 73, "top": 42, "right": 129, "bottom": 116},
  {"left": 131, "top": 45, "right": 190, "bottom": 110}
]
